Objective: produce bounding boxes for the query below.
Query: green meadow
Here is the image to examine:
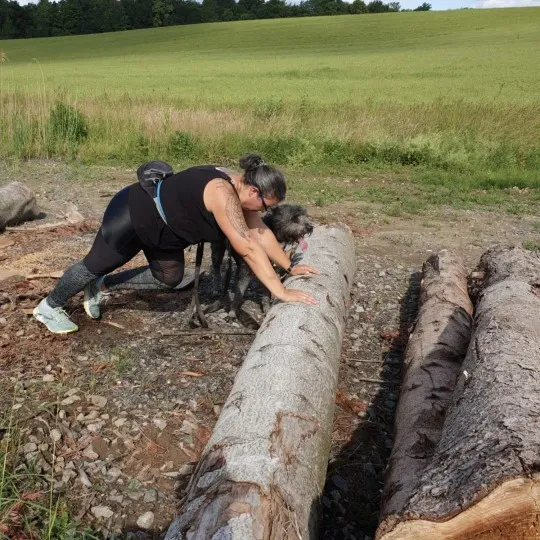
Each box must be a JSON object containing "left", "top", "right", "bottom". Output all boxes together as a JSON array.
[{"left": 0, "top": 8, "right": 539, "bottom": 190}]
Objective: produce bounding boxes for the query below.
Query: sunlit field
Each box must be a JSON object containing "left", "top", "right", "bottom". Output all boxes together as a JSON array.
[{"left": 0, "top": 8, "right": 539, "bottom": 187}]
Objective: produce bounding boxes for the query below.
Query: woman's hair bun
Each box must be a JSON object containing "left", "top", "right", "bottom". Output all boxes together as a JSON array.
[{"left": 239, "top": 153, "right": 265, "bottom": 171}]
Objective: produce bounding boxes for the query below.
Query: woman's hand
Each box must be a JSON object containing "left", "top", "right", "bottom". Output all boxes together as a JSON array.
[
  {"left": 290, "top": 264, "right": 320, "bottom": 276},
  {"left": 278, "top": 288, "right": 318, "bottom": 305}
]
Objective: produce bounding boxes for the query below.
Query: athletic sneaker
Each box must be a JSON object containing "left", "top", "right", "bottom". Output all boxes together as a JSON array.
[
  {"left": 83, "top": 277, "right": 108, "bottom": 319},
  {"left": 33, "top": 298, "right": 79, "bottom": 334}
]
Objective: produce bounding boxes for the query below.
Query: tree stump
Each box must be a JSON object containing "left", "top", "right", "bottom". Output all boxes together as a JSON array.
[
  {"left": 377, "top": 246, "right": 540, "bottom": 540},
  {"left": 165, "top": 224, "right": 355, "bottom": 540}
]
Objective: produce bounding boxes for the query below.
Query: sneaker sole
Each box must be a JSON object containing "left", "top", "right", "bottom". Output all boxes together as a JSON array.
[
  {"left": 83, "top": 290, "right": 100, "bottom": 320},
  {"left": 33, "top": 307, "right": 79, "bottom": 334}
]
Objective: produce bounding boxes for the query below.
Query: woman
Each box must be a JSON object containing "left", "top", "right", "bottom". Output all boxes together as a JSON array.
[{"left": 33, "top": 153, "right": 319, "bottom": 334}]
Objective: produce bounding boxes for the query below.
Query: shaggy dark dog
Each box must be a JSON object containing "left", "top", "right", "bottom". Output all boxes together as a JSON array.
[{"left": 209, "top": 204, "right": 314, "bottom": 318}]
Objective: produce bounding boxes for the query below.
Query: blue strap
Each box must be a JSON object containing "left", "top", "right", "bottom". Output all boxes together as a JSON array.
[{"left": 153, "top": 180, "right": 168, "bottom": 225}]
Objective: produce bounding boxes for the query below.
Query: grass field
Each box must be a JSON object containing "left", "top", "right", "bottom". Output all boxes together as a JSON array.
[{"left": 0, "top": 9, "right": 539, "bottom": 189}]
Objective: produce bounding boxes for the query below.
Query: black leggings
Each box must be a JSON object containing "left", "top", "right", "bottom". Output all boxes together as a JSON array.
[{"left": 47, "top": 187, "right": 185, "bottom": 308}]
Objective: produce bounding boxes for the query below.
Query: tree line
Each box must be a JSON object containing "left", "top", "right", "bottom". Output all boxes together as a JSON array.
[{"left": 0, "top": 0, "right": 431, "bottom": 40}]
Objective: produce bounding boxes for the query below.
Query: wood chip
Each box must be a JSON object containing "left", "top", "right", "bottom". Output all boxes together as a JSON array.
[
  {"left": 26, "top": 271, "right": 63, "bottom": 280},
  {"left": 178, "top": 371, "right": 204, "bottom": 378},
  {"left": 102, "top": 321, "right": 125, "bottom": 330}
]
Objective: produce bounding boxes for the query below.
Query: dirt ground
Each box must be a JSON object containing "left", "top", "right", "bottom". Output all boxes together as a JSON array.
[{"left": 0, "top": 164, "right": 538, "bottom": 539}]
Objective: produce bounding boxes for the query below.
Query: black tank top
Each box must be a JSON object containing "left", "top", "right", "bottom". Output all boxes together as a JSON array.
[{"left": 128, "top": 165, "right": 232, "bottom": 250}]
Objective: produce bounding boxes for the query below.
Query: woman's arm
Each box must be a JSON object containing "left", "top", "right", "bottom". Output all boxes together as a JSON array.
[{"left": 204, "top": 180, "right": 316, "bottom": 304}]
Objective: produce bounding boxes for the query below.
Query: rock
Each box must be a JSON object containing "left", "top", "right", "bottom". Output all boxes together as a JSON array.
[
  {"left": 161, "top": 471, "right": 180, "bottom": 478},
  {"left": 180, "top": 420, "right": 196, "bottom": 435},
  {"left": 331, "top": 474, "right": 348, "bottom": 492},
  {"left": 143, "top": 488, "right": 158, "bottom": 503},
  {"left": 64, "top": 388, "right": 80, "bottom": 397},
  {"left": 178, "top": 463, "right": 195, "bottom": 476},
  {"left": 78, "top": 469, "right": 92, "bottom": 488},
  {"left": 82, "top": 445, "right": 99, "bottom": 461},
  {"left": 89, "top": 395, "right": 107, "bottom": 408},
  {"left": 61, "top": 395, "right": 80, "bottom": 406},
  {"left": 87, "top": 422, "right": 104, "bottom": 433},
  {"left": 136, "top": 511, "right": 154, "bottom": 529},
  {"left": 108, "top": 467, "right": 122, "bottom": 479},
  {"left": 109, "top": 494, "right": 124, "bottom": 504},
  {"left": 22, "top": 442, "right": 38, "bottom": 453},
  {"left": 152, "top": 418, "right": 167, "bottom": 431},
  {"left": 42, "top": 374, "right": 55, "bottom": 382},
  {"left": 113, "top": 417, "right": 127, "bottom": 427},
  {"left": 91, "top": 505, "right": 114, "bottom": 519},
  {"left": 50, "top": 429, "right": 62, "bottom": 443}
]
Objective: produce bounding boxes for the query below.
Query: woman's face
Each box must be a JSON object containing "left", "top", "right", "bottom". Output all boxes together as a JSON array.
[{"left": 240, "top": 185, "right": 280, "bottom": 212}]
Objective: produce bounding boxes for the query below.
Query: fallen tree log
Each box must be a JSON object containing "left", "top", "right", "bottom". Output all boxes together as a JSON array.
[
  {"left": 377, "top": 245, "right": 540, "bottom": 540},
  {"left": 378, "top": 251, "right": 473, "bottom": 530},
  {"left": 165, "top": 224, "right": 355, "bottom": 540},
  {"left": 0, "top": 182, "right": 40, "bottom": 231}
]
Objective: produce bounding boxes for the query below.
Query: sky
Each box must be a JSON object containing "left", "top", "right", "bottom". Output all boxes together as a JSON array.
[{"left": 14, "top": 0, "right": 540, "bottom": 10}]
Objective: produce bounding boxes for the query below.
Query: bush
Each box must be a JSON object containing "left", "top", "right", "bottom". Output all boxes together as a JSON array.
[
  {"left": 167, "top": 130, "right": 201, "bottom": 161},
  {"left": 48, "top": 101, "right": 88, "bottom": 144}
]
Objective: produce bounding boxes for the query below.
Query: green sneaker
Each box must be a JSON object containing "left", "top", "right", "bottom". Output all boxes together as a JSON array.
[
  {"left": 33, "top": 298, "right": 78, "bottom": 334},
  {"left": 83, "top": 277, "right": 107, "bottom": 319}
]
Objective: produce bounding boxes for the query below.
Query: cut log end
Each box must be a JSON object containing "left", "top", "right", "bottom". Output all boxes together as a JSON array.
[{"left": 378, "top": 475, "right": 540, "bottom": 540}]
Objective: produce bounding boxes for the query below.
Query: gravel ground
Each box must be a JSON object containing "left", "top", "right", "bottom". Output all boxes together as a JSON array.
[{"left": 1, "top": 167, "right": 537, "bottom": 538}]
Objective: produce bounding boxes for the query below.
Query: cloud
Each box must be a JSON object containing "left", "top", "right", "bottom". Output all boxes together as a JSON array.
[{"left": 476, "top": 0, "right": 540, "bottom": 6}]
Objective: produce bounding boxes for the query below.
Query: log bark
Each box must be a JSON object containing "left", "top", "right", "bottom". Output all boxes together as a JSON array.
[
  {"left": 165, "top": 224, "right": 355, "bottom": 540},
  {"left": 378, "top": 251, "right": 473, "bottom": 531},
  {"left": 377, "top": 246, "right": 540, "bottom": 540},
  {"left": 0, "top": 182, "right": 40, "bottom": 231}
]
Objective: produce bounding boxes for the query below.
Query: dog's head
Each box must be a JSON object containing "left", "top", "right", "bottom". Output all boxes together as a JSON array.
[{"left": 262, "top": 204, "right": 314, "bottom": 245}]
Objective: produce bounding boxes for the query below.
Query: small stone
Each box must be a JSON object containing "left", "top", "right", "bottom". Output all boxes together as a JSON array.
[
  {"left": 16, "top": 329, "right": 24, "bottom": 337},
  {"left": 89, "top": 395, "right": 107, "bottom": 408},
  {"left": 22, "top": 442, "right": 38, "bottom": 453},
  {"left": 331, "top": 474, "right": 348, "bottom": 492},
  {"left": 108, "top": 467, "right": 122, "bottom": 479},
  {"left": 153, "top": 418, "right": 167, "bottom": 431},
  {"left": 113, "top": 418, "right": 127, "bottom": 427},
  {"left": 180, "top": 420, "right": 196, "bottom": 434},
  {"left": 213, "top": 405, "right": 222, "bottom": 417},
  {"left": 78, "top": 469, "right": 92, "bottom": 488},
  {"left": 364, "top": 463, "right": 377, "bottom": 476},
  {"left": 91, "top": 505, "right": 114, "bottom": 519},
  {"left": 87, "top": 422, "right": 103, "bottom": 433},
  {"left": 178, "top": 463, "right": 195, "bottom": 476},
  {"left": 109, "top": 494, "right": 123, "bottom": 503},
  {"left": 355, "top": 305, "right": 365, "bottom": 313},
  {"left": 42, "top": 374, "right": 55, "bottom": 382},
  {"left": 136, "top": 511, "right": 154, "bottom": 529},
  {"left": 82, "top": 446, "right": 99, "bottom": 461},
  {"left": 50, "top": 429, "right": 62, "bottom": 443},
  {"left": 61, "top": 395, "right": 80, "bottom": 406},
  {"left": 143, "top": 488, "right": 158, "bottom": 503}
]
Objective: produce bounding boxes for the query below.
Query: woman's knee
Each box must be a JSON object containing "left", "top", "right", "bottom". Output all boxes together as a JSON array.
[{"left": 150, "top": 263, "right": 184, "bottom": 288}]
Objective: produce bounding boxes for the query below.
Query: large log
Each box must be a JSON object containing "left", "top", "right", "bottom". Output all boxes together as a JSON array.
[
  {"left": 0, "top": 182, "right": 40, "bottom": 231},
  {"left": 165, "top": 224, "right": 355, "bottom": 540},
  {"left": 377, "top": 246, "right": 540, "bottom": 540},
  {"left": 378, "top": 251, "right": 473, "bottom": 532}
]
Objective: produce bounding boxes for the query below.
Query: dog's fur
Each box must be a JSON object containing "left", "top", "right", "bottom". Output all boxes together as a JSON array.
[
  {"left": 210, "top": 204, "right": 314, "bottom": 317},
  {"left": 0, "top": 182, "right": 40, "bottom": 231}
]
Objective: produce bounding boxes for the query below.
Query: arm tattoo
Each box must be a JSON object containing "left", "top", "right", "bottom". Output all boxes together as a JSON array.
[{"left": 224, "top": 189, "right": 251, "bottom": 239}]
